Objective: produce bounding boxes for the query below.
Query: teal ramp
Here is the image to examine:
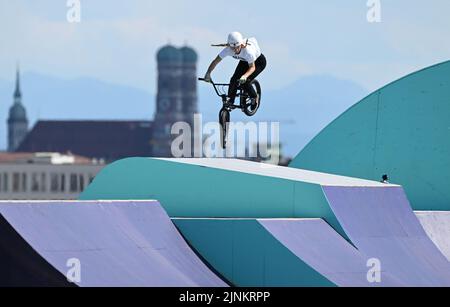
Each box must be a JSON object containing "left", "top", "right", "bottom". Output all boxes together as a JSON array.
[
  {"left": 175, "top": 217, "right": 401, "bottom": 287},
  {"left": 173, "top": 218, "right": 335, "bottom": 287},
  {"left": 80, "top": 158, "right": 441, "bottom": 286},
  {"left": 80, "top": 158, "right": 396, "bottom": 239},
  {"left": 290, "top": 60, "right": 450, "bottom": 211}
]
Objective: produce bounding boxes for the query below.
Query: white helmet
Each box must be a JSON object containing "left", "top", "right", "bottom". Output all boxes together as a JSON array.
[{"left": 227, "top": 32, "right": 245, "bottom": 47}]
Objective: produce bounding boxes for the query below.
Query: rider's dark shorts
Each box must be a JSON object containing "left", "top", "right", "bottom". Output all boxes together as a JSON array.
[
  {"left": 231, "top": 54, "right": 267, "bottom": 81},
  {"left": 228, "top": 54, "right": 267, "bottom": 100}
]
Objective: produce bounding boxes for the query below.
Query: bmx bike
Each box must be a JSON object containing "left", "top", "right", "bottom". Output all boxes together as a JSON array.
[{"left": 198, "top": 78, "right": 262, "bottom": 149}]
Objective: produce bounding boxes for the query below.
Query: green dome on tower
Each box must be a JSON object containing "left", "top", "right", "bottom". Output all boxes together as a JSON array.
[
  {"left": 157, "top": 45, "right": 182, "bottom": 63},
  {"left": 180, "top": 46, "right": 198, "bottom": 63}
]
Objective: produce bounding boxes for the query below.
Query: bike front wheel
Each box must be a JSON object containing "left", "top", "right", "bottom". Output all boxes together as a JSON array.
[{"left": 219, "top": 107, "right": 230, "bottom": 149}]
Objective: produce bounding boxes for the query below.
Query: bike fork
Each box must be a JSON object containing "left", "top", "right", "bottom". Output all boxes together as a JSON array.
[{"left": 219, "top": 107, "right": 230, "bottom": 149}]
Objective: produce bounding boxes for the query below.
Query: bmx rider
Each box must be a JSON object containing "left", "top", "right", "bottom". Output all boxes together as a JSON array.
[{"left": 204, "top": 32, "right": 267, "bottom": 110}]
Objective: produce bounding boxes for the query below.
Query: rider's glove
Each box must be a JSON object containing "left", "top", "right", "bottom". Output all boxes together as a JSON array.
[
  {"left": 238, "top": 76, "right": 247, "bottom": 85},
  {"left": 204, "top": 73, "right": 212, "bottom": 83}
]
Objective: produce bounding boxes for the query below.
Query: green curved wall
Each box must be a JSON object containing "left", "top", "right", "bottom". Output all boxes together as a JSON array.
[
  {"left": 79, "top": 157, "right": 348, "bottom": 286},
  {"left": 290, "top": 60, "right": 450, "bottom": 210},
  {"left": 174, "top": 219, "right": 335, "bottom": 287},
  {"left": 80, "top": 158, "right": 345, "bottom": 236}
]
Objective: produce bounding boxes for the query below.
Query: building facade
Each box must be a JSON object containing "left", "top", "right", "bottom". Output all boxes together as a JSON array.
[{"left": 0, "top": 152, "right": 104, "bottom": 200}]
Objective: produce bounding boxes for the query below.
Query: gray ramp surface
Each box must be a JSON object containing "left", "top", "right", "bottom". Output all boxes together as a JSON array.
[
  {"left": 416, "top": 211, "right": 450, "bottom": 262},
  {"left": 259, "top": 218, "right": 401, "bottom": 287},
  {"left": 0, "top": 200, "right": 227, "bottom": 287},
  {"left": 322, "top": 186, "right": 450, "bottom": 286}
]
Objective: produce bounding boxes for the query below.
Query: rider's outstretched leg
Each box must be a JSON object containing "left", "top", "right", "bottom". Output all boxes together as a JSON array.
[
  {"left": 243, "top": 54, "right": 267, "bottom": 109},
  {"left": 228, "top": 61, "right": 249, "bottom": 105},
  {"left": 243, "top": 54, "right": 267, "bottom": 97}
]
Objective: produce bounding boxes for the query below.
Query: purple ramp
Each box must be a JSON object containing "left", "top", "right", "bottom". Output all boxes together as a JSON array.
[
  {"left": 416, "top": 211, "right": 450, "bottom": 262},
  {"left": 259, "top": 218, "right": 402, "bottom": 287},
  {"left": 322, "top": 186, "right": 450, "bottom": 286},
  {"left": 0, "top": 200, "right": 227, "bottom": 287}
]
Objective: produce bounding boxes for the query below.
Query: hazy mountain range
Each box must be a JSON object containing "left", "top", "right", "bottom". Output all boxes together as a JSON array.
[{"left": 0, "top": 72, "right": 368, "bottom": 157}]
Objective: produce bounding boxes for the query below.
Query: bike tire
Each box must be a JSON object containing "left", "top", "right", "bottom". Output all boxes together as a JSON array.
[
  {"left": 219, "top": 107, "right": 230, "bottom": 149},
  {"left": 243, "top": 79, "right": 262, "bottom": 116}
]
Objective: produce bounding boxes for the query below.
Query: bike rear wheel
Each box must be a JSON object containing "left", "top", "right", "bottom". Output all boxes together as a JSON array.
[
  {"left": 219, "top": 107, "right": 230, "bottom": 149},
  {"left": 241, "top": 79, "right": 262, "bottom": 117}
]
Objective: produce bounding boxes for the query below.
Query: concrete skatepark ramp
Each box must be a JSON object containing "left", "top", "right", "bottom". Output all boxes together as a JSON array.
[
  {"left": 3, "top": 60, "right": 450, "bottom": 287},
  {"left": 0, "top": 214, "right": 73, "bottom": 287},
  {"left": 290, "top": 60, "right": 450, "bottom": 212},
  {"left": 173, "top": 218, "right": 337, "bottom": 287},
  {"left": 259, "top": 218, "right": 401, "bottom": 287},
  {"left": 0, "top": 200, "right": 227, "bottom": 287},
  {"left": 416, "top": 211, "right": 450, "bottom": 262},
  {"left": 80, "top": 158, "right": 450, "bottom": 286},
  {"left": 323, "top": 186, "right": 450, "bottom": 286}
]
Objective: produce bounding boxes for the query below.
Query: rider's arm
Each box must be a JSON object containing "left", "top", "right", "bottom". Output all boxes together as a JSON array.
[
  {"left": 206, "top": 56, "right": 222, "bottom": 75},
  {"left": 242, "top": 62, "right": 256, "bottom": 79}
]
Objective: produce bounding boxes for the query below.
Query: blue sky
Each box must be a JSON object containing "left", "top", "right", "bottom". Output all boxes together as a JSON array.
[{"left": 1, "top": 0, "right": 450, "bottom": 93}]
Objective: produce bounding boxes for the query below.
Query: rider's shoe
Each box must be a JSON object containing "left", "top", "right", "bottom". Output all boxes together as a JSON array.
[{"left": 250, "top": 94, "right": 260, "bottom": 111}]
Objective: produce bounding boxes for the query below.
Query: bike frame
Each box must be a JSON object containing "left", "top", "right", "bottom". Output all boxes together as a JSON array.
[
  {"left": 199, "top": 77, "right": 261, "bottom": 149},
  {"left": 198, "top": 78, "right": 248, "bottom": 110}
]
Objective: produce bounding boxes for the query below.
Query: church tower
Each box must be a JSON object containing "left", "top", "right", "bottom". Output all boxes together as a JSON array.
[
  {"left": 152, "top": 44, "right": 198, "bottom": 157},
  {"left": 8, "top": 66, "right": 29, "bottom": 152},
  {"left": 180, "top": 46, "right": 198, "bottom": 116}
]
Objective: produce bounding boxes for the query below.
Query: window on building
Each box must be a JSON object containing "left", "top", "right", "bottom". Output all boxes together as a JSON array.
[
  {"left": 22, "top": 173, "right": 27, "bottom": 192},
  {"left": 61, "top": 174, "right": 66, "bottom": 192},
  {"left": 50, "top": 173, "right": 59, "bottom": 193},
  {"left": 13, "top": 173, "right": 20, "bottom": 193},
  {"left": 4, "top": 173, "right": 8, "bottom": 192},
  {"left": 41, "top": 173, "right": 47, "bottom": 192},
  {"left": 79, "top": 175, "right": 85, "bottom": 192},
  {"left": 31, "top": 173, "right": 39, "bottom": 192},
  {"left": 70, "top": 174, "right": 78, "bottom": 192}
]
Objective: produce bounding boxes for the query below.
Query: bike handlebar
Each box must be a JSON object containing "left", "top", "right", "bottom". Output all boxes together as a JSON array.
[
  {"left": 198, "top": 78, "right": 248, "bottom": 97},
  {"left": 198, "top": 77, "right": 244, "bottom": 98},
  {"left": 198, "top": 78, "right": 223, "bottom": 97},
  {"left": 198, "top": 78, "right": 229, "bottom": 86}
]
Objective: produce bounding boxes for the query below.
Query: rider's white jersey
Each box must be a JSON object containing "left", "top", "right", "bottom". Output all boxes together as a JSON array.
[{"left": 219, "top": 37, "right": 261, "bottom": 64}]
